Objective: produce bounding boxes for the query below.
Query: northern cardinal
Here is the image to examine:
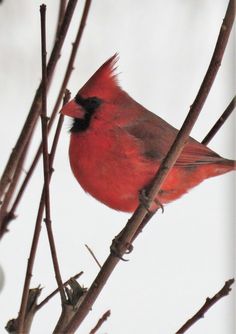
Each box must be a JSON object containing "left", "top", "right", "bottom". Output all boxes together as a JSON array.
[{"left": 61, "top": 55, "right": 235, "bottom": 212}]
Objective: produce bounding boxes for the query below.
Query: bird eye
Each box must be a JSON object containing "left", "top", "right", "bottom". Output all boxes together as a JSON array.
[
  {"left": 84, "top": 97, "right": 101, "bottom": 111},
  {"left": 74, "top": 94, "right": 101, "bottom": 112}
]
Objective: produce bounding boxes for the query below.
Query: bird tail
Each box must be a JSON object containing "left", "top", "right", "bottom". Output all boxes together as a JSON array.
[{"left": 210, "top": 158, "right": 236, "bottom": 177}]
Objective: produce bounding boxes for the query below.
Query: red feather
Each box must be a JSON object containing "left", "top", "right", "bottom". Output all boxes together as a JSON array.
[{"left": 61, "top": 56, "right": 235, "bottom": 212}]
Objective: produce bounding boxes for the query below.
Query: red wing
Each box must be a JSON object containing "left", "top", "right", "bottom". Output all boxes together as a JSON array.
[{"left": 125, "top": 111, "right": 223, "bottom": 166}]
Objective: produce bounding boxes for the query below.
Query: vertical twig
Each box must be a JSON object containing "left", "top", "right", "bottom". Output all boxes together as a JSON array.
[
  {"left": 40, "top": 4, "right": 66, "bottom": 304},
  {"left": 16, "top": 91, "right": 70, "bottom": 334},
  {"left": 16, "top": 23, "right": 71, "bottom": 334},
  {"left": 55, "top": 0, "right": 67, "bottom": 40}
]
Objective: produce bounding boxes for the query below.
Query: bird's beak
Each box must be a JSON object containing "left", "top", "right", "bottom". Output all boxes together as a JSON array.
[{"left": 60, "top": 99, "right": 85, "bottom": 119}]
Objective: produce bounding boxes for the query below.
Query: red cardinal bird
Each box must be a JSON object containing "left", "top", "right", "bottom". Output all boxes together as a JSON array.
[{"left": 61, "top": 55, "right": 235, "bottom": 212}]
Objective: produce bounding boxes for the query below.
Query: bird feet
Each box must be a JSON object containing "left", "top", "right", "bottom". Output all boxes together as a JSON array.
[
  {"left": 110, "top": 235, "right": 133, "bottom": 261},
  {"left": 139, "top": 188, "right": 164, "bottom": 213}
]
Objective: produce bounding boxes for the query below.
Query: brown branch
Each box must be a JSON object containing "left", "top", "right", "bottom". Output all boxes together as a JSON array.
[
  {"left": 40, "top": 5, "right": 66, "bottom": 306},
  {"left": 7, "top": 272, "right": 83, "bottom": 333},
  {"left": 64, "top": 2, "right": 235, "bottom": 332},
  {"left": 202, "top": 95, "right": 236, "bottom": 145},
  {"left": 36, "top": 271, "right": 83, "bottom": 311},
  {"left": 132, "top": 93, "right": 236, "bottom": 241},
  {"left": 6, "top": 287, "right": 42, "bottom": 334},
  {"left": 176, "top": 278, "right": 235, "bottom": 333},
  {"left": 89, "top": 310, "right": 111, "bottom": 334},
  {"left": 0, "top": 146, "right": 27, "bottom": 235},
  {"left": 85, "top": 244, "right": 102, "bottom": 269},
  {"left": 0, "top": 0, "right": 78, "bottom": 219},
  {"left": 55, "top": 0, "right": 67, "bottom": 40},
  {"left": 53, "top": 279, "right": 87, "bottom": 333},
  {"left": 0, "top": 0, "right": 92, "bottom": 238},
  {"left": 16, "top": 89, "right": 70, "bottom": 333}
]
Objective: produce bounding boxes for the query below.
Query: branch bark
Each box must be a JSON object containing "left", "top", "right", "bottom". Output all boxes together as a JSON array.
[
  {"left": 0, "top": 0, "right": 78, "bottom": 217},
  {"left": 0, "top": 0, "right": 92, "bottom": 238},
  {"left": 176, "top": 278, "right": 235, "bottom": 333},
  {"left": 202, "top": 95, "right": 236, "bottom": 145},
  {"left": 16, "top": 90, "right": 70, "bottom": 334}
]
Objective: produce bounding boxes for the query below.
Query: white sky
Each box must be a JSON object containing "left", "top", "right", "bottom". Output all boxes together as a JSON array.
[{"left": 0, "top": 1, "right": 235, "bottom": 333}]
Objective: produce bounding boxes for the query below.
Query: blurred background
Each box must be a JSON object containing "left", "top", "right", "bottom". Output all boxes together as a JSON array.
[{"left": 0, "top": 1, "right": 235, "bottom": 333}]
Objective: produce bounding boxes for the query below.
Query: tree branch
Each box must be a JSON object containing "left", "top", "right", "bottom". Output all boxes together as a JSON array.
[
  {"left": 36, "top": 271, "right": 83, "bottom": 311},
  {"left": 55, "top": 0, "right": 67, "bottom": 41},
  {"left": 85, "top": 244, "right": 102, "bottom": 269},
  {"left": 40, "top": 3, "right": 66, "bottom": 304},
  {"left": 202, "top": 95, "right": 236, "bottom": 145},
  {"left": 0, "top": 0, "right": 92, "bottom": 238},
  {"left": 176, "top": 278, "right": 235, "bottom": 333},
  {"left": 63, "top": 1, "right": 235, "bottom": 332},
  {"left": 6, "top": 287, "right": 42, "bottom": 334},
  {"left": 16, "top": 89, "right": 70, "bottom": 333},
  {"left": 0, "top": 0, "right": 78, "bottom": 218},
  {"left": 89, "top": 310, "right": 111, "bottom": 334}
]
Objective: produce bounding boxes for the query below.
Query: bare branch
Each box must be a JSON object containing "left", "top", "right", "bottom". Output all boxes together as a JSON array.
[
  {"left": 64, "top": 2, "right": 235, "bottom": 332},
  {"left": 40, "top": 3, "right": 67, "bottom": 304},
  {"left": 16, "top": 90, "right": 70, "bottom": 333},
  {"left": 85, "top": 244, "right": 102, "bottom": 269},
  {"left": 36, "top": 271, "right": 83, "bottom": 311},
  {"left": 7, "top": 272, "right": 83, "bottom": 333},
  {"left": 0, "top": 0, "right": 78, "bottom": 214},
  {"left": 0, "top": 0, "right": 92, "bottom": 238},
  {"left": 202, "top": 95, "right": 236, "bottom": 145},
  {"left": 176, "top": 278, "right": 235, "bottom": 333},
  {"left": 6, "top": 287, "right": 42, "bottom": 334},
  {"left": 89, "top": 310, "right": 111, "bottom": 334},
  {"left": 55, "top": 0, "right": 67, "bottom": 40},
  {"left": 53, "top": 279, "right": 87, "bottom": 333}
]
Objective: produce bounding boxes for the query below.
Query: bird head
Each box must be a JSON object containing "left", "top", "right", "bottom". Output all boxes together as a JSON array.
[{"left": 61, "top": 54, "right": 121, "bottom": 124}]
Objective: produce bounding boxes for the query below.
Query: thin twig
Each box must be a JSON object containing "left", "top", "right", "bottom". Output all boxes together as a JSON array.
[
  {"left": 64, "top": 2, "right": 235, "bottom": 332},
  {"left": 85, "top": 244, "right": 102, "bottom": 269},
  {"left": 176, "top": 278, "right": 235, "bottom": 333},
  {"left": 16, "top": 87, "right": 70, "bottom": 334},
  {"left": 40, "top": 4, "right": 66, "bottom": 304},
  {"left": 202, "top": 95, "right": 236, "bottom": 145},
  {"left": 89, "top": 310, "right": 111, "bottom": 334},
  {"left": 0, "top": 0, "right": 78, "bottom": 218},
  {"left": 36, "top": 271, "right": 83, "bottom": 311},
  {"left": 0, "top": 146, "right": 27, "bottom": 235},
  {"left": 55, "top": 0, "right": 67, "bottom": 40},
  {"left": 0, "top": 0, "right": 92, "bottom": 238}
]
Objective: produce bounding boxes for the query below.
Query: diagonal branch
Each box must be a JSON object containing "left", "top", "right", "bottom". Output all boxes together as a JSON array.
[
  {"left": 176, "top": 278, "right": 235, "bottom": 333},
  {"left": 0, "top": 0, "right": 78, "bottom": 212},
  {"left": 202, "top": 95, "right": 236, "bottom": 145},
  {"left": 36, "top": 271, "right": 83, "bottom": 311},
  {"left": 0, "top": 0, "right": 92, "bottom": 238},
  {"left": 89, "top": 310, "right": 111, "bottom": 334},
  {"left": 85, "top": 244, "right": 102, "bottom": 269},
  {"left": 63, "top": 1, "right": 235, "bottom": 332},
  {"left": 55, "top": 0, "right": 67, "bottom": 41}
]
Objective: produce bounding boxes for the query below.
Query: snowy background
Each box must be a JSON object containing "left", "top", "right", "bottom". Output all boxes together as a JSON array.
[{"left": 0, "top": 1, "right": 235, "bottom": 333}]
